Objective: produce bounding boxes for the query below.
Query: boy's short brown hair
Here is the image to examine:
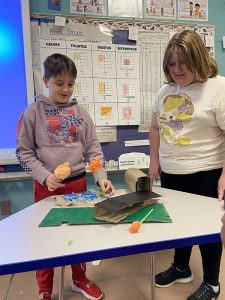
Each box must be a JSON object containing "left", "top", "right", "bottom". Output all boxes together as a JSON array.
[{"left": 43, "top": 53, "right": 77, "bottom": 79}]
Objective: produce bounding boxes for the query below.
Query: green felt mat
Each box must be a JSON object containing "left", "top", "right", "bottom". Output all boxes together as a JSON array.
[{"left": 39, "top": 203, "right": 172, "bottom": 227}]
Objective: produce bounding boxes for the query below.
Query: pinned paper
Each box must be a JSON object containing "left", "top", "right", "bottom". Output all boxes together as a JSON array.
[
  {"left": 128, "top": 27, "right": 139, "bottom": 41},
  {"left": 55, "top": 16, "right": 66, "bottom": 27},
  {"left": 119, "top": 152, "right": 150, "bottom": 170},
  {"left": 205, "top": 34, "right": 214, "bottom": 48},
  {"left": 223, "top": 36, "right": 225, "bottom": 49}
]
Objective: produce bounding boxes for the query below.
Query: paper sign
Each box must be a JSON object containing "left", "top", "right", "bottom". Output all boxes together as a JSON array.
[
  {"left": 55, "top": 16, "right": 66, "bottom": 27},
  {"left": 128, "top": 27, "right": 139, "bottom": 41},
  {"left": 205, "top": 35, "right": 214, "bottom": 47},
  {"left": 222, "top": 36, "right": 225, "bottom": 49},
  {"left": 119, "top": 153, "right": 150, "bottom": 170}
]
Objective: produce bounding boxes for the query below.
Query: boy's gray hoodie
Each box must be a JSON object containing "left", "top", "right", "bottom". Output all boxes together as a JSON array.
[{"left": 16, "top": 95, "right": 107, "bottom": 185}]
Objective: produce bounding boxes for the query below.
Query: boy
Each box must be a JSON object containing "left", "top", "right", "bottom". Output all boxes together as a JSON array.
[{"left": 16, "top": 53, "right": 114, "bottom": 300}]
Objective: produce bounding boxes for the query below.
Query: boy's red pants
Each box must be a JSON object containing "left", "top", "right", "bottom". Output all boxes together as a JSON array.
[{"left": 34, "top": 176, "right": 87, "bottom": 295}]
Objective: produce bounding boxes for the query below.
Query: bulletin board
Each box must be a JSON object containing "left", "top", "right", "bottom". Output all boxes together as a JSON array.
[{"left": 30, "top": 16, "right": 215, "bottom": 165}]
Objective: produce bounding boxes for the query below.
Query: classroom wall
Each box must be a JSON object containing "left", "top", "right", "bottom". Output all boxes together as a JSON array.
[
  {"left": 1, "top": 0, "right": 225, "bottom": 218},
  {"left": 209, "top": 1, "right": 225, "bottom": 76},
  {"left": 28, "top": 0, "right": 225, "bottom": 163},
  {"left": 29, "top": 0, "right": 225, "bottom": 75}
]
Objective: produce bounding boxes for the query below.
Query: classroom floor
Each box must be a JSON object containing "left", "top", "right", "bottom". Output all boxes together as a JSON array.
[{"left": 1, "top": 246, "right": 225, "bottom": 300}]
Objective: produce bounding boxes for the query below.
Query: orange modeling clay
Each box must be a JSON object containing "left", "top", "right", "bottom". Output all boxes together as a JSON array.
[
  {"left": 129, "top": 208, "right": 154, "bottom": 234},
  {"left": 89, "top": 157, "right": 106, "bottom": 192},
  {"left": 54, "top": 162, "right": 71, "bottom": 180},
  {"left": 89, "top": 157, "right": 101, "bottom": 173},
  {"left": 129, "top": 221, "right": 141, "bottom": 233}
]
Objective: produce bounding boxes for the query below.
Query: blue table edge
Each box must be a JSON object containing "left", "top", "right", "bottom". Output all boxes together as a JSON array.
[{"left": 0, "top": 233, "right": 221, "bottom": 276}]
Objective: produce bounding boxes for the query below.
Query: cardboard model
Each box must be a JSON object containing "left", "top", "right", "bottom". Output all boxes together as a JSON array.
[
  {"left": 94, "top": 168, "right": 161, "bottom": 223},
  {"left": 124, "top": 168, "right": 152, "bottom": 192}
]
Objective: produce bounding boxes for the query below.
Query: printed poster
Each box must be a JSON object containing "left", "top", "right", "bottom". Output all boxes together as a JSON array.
[
  {"left": 108, "top": 0, "right": 143, "bottom": 18},
  {"left": 178, "top": 0, "right": 208, "bottom": 21},
  {"left": 70, "top": 0, "right": 106, "bottom": 15},
  {"left": 48, "top": 0, "right": 62, "bottom": 11},
  {"left": 144, "top": 0, "right": 176, "bottom": 19}
]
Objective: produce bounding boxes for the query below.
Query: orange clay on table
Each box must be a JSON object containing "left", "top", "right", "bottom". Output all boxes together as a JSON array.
[
  {"left": 129, "top": 221, "right": 141, "bottom": 233},
  {"left": 128, "top": 208, "right": 154, "bottom": 234}
]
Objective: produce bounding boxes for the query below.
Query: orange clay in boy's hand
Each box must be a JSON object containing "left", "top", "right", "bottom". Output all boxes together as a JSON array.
[
  {"left": 89, "top": 157, "right": 101, "bottom": 172},
  {"left": 129, "top": 221, "right": 141, "bottom": 233},
  {"left": 89, "top": 157, "right": 106, "bottom": 193},
  {"left": 54, "top": 162, "right": 71, "bottom": 180}
]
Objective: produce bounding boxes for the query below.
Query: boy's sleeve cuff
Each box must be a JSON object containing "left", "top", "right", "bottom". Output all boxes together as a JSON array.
[{"left": 93, "top": 168, "right": 107, "bottom": 183}]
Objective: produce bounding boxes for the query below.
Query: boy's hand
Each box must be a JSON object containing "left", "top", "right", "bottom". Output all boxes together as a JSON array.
[
  {"left": 98, "top": 178, "right": 115, "bottom": 196},
  {"left": 45, "top": 173, "right": 65, "bottom": 192}
]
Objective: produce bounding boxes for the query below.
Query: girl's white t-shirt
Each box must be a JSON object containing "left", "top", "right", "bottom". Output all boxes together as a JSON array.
[{"left": 153, "top": 76, "right": 225, "bottom": 174}]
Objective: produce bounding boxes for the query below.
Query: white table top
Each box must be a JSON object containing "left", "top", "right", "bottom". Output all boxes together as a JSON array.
[{"left": 0, "top": 187, "right": 223, "bottom": 275}]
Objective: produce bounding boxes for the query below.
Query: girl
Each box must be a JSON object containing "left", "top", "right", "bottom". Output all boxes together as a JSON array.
[{"left": 149, "top": 29, "right": 225, "bottom": 300}]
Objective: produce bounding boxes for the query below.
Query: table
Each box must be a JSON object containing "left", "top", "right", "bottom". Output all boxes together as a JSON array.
[{"left": 0, "top": 188, "right": 223, "bottom": 300}]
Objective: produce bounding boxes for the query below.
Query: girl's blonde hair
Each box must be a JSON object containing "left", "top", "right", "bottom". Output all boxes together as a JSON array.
[{"left": 163, "top": 29, "right": 218, "bottom": 84}]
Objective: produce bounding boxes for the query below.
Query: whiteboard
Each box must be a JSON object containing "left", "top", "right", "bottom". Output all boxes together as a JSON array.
[{"left": 0, "top": 0, "right": 34, "bottom": 165}]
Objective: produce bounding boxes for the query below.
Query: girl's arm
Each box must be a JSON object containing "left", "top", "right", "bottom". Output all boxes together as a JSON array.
[
  {"left": 149, "top": 112, "right": 161, "bottom": 182},
  {"left": 218, "top": 149, "right": 225, "bottom": 201}
]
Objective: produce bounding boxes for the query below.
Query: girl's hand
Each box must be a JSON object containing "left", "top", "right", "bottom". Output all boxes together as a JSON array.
[
  {"left": 218, "top": 173, "right": 225, "bottom": 201},
  {"left": 45, "top": 173, "right": 65, "bottom": 192},
  {"left": 149, "top": 159, "right": 161, "bottom": 182},
  {"left": 98, "top": 178, "right": 115, "bottom": 196},
  {"left": 221, "top": 213, "right": 225, "bottom": 247}
]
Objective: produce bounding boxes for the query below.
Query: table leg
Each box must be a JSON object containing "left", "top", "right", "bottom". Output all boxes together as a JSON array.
[
  {"left": 150, "top": 253, "right": 156, "bottom": 300},
  {"left": 58, "top": 266, "right": 65, "bottom": 300},
  {"left": 3, "top": 274, "right": 14, "bottom": 300}
]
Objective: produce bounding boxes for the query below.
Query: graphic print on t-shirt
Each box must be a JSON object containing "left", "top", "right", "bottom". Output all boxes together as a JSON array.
[
  {"left": 45, "top": 108, "right": 83, "bottom": 144},
  {"left": 158, "top": 94, "right": 194, "bottom": 145}
]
